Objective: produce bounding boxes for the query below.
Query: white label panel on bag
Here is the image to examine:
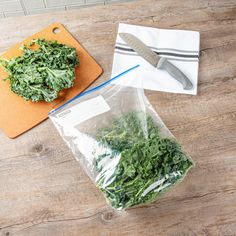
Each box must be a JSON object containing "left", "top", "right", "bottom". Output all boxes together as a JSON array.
[{"left": 57, "top": 95, "right": 110, "bottom": 127}]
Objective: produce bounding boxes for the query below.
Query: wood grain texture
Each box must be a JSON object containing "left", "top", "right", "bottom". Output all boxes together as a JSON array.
[{"left": 0, "top": 0, "right": 236, "bottom": 235}]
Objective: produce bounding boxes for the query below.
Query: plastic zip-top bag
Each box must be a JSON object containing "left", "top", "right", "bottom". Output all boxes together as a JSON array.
[{"left": 49, "top": 65, "right": 194, "bottom": 210}]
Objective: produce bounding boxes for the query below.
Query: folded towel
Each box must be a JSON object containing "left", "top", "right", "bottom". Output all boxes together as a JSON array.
[{"left": 111, "top": 23, "right": 200, "bottom": 95}]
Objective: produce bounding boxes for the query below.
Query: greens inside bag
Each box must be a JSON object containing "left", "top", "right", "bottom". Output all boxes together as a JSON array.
[
  {"left": 95, "top": 112, "right": 193, "bottom": 209},
  {"left": 49, "top": 66, "right": 193, "bottom": 210}
]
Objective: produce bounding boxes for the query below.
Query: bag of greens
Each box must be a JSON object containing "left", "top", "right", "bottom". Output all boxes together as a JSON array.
[{"left": 49, "top": 65, "right": 193, "bottom": 210}]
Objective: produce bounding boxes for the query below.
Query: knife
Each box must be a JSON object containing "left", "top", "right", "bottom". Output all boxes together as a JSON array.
[{"left": 119, "top": 33, "right": 193, "bottom": 90}]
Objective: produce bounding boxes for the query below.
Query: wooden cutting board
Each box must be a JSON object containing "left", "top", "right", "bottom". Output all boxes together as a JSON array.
[{"left": 0, "top": 23, "right": 103, "bottom": 138}]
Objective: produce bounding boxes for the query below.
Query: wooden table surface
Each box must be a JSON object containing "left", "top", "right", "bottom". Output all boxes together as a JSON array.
[{"left": 0, "top": 0, "right": 236, "bottom": 235}]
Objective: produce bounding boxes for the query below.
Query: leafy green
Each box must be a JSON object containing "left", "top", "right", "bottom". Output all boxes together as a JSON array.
[
  {"left": 0, "top": 39, "right": 79, "bottom": 102},
  {"left": 94, "top": 112, "right": 193, "bottom": 210}
]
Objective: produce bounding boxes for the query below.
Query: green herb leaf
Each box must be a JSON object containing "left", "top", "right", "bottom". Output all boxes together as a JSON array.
[
  {"left": 95, "top": 112, "right": 193, "bottom": 210},
  {"left": 0, "top": 39, "right": 79, "bottom": 102}
]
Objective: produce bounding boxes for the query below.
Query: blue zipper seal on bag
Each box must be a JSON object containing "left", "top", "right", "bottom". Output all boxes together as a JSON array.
[{"left": 49, "top": 64, "right": 140, "bottom": 115}]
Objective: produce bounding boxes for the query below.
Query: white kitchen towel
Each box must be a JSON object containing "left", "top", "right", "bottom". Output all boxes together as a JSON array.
[{"left": 111, "top": 23, "right": 200, "bottom": 95}]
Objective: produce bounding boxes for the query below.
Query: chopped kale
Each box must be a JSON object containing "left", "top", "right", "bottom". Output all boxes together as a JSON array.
[
  {"left": 95, "top": 112, "right": 193, "bottom": 210},
  {"left": 0, "top": 39, "right": 79, "bottom": 102}
]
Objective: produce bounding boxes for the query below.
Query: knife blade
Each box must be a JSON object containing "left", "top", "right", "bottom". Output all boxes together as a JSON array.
[{"left": 119, "top": 33, "right": 193, "bottom": 90}]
